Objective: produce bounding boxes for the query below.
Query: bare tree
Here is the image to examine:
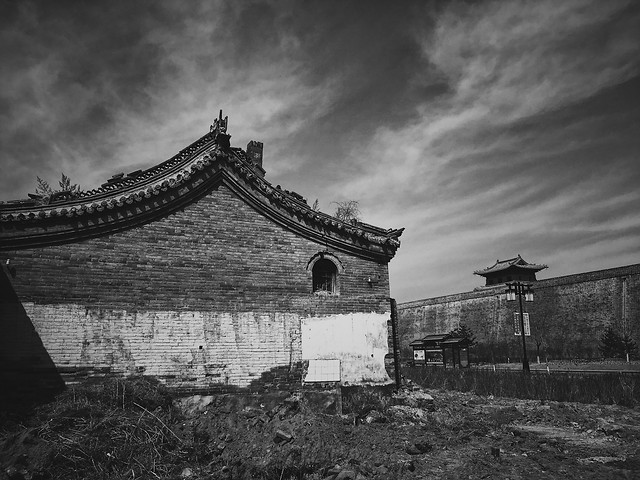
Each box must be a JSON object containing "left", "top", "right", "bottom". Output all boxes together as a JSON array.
[
  {"left": 332, "top": 200, "right": 361, "bottom": 223},
  {"left": 532, "top": 331, "right": 546, "bottom": 364}
]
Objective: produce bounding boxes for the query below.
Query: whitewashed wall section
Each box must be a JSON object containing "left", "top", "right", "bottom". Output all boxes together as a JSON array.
[
  {"left": 21, "top": 304, "right": 391, "bottom": 388},
  {"left": 301, "top": 312, "right": 391, "bottom": 385},
  {"left": 23, "top": 304, "right": 302, "bottom": 389}
]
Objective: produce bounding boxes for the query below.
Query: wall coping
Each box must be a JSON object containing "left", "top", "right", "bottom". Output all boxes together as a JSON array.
[{"left": 399, "top": 263, "right": 640, "bottom": 309}]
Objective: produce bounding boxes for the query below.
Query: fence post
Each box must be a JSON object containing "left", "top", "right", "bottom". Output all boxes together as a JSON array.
[{"left": 390, "top": 298, "right": 401, "bottom": 390}]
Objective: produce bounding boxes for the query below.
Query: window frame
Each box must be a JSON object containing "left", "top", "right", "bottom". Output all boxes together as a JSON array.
[{"left": 307, "top": 251, "right": 344, "bottom": 296}]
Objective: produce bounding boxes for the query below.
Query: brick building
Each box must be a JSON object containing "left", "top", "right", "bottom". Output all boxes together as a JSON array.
[
  {"left": 0, "top": 113, "right": 403, "bottom": 401},
  {"left": 399, "top": 257, "right": 640, "bottom": 363}
]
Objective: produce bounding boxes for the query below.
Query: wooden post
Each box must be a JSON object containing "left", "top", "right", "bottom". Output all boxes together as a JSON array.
[{"left": 389, "top": 298, "right": 402, "bottom": 390}]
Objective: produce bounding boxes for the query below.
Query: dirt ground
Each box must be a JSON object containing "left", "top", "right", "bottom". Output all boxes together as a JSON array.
[{"left": 2, "top": 385, "right": 640, "bottom": 479}]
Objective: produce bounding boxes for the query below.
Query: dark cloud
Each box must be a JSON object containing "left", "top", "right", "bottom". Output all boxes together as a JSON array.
[
  {"left": 0, "top": 0, "right": 182, "bottom": 196},
  {"left": 0, "top": 0, "right": 638, "bottom": 301}
]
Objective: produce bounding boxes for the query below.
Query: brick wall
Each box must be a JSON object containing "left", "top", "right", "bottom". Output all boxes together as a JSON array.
[
  {"left": 1, "top": 185, "right": 393, "bottom": 394},
  {"left": 398, "top": 264, "right": 640, "bottom": 362}
]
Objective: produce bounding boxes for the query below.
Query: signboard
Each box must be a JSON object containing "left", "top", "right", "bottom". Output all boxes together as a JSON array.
[
  {"left": 425, "top": 349, "right": 443, "bottom": 365},
  {"left": 414, "top": 350, "right": 425, "bottom": 361},
  {"left": 305, "top": 359, "right": 341, "bottom": 382},
  {"left": 460, "top": 348, "right": 469, "bottom": 367}
]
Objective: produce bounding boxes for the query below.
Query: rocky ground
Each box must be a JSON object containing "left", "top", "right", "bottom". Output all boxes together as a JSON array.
[{"left": 1, "top": 384, "right": 640, "bottom": 479}]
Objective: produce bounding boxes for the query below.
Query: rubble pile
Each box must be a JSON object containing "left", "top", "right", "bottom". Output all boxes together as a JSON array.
[{"left": 1, "top": 384, "right": 639, "bottom": 479}]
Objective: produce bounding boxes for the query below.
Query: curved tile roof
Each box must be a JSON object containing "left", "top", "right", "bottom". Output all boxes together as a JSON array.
[
  {"left": 474, "top": 254, "right": 547, "bottom": 276},
  {"left": 0, "top": 121, "right": 403, "bottom": 261}
]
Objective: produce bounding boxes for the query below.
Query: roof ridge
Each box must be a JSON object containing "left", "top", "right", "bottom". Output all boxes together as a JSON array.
[
  {"left": 224, "top": 150, "right": 403, "bottom": 242},
  {"left": 1, "top": 124, "right": 403, "bottom": 257}
]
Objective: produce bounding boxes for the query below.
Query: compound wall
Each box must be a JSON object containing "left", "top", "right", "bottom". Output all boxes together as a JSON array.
[{"left": 398, "top": 264, "right": 640, "bottom": 362}]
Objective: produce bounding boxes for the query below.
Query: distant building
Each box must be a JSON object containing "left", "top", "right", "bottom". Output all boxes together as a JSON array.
[
  {"left": 474, "top": 255, "right": 547, "bottom": 286},
  {"left": 0, "top": 112, "right": 403, "bottom": 403},
  {"left": 399, "top": 258, "right": 639, "bottom": 363}
]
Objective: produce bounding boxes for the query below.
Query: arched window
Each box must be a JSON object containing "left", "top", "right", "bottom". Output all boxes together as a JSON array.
[
  {"left": 313, "top": 259, "right": 337, "bottom": 293},
  {"left": 307, "top": 251, "right": 343, "bottom": 295}
]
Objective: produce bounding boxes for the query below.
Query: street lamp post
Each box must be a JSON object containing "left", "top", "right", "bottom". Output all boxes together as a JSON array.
[{"left": 506, "top": 282, "right": 533, "bottom": 374}]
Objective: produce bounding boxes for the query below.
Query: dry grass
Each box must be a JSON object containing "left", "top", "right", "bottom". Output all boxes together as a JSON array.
[
  {"left": 3, "top": 376, "right": 640, "bottom": 479},
  {"left": 0, "top": 377, "right": 212, "bottom": 479},
  {"left": 0, "top": 378, "right": 355, "bottom": 479},
  {"left": 342, "top": 389, "right": 390, "bottom": 417},
  {"left": 403, "top": 366, "right": 640, "bottom": 407}
]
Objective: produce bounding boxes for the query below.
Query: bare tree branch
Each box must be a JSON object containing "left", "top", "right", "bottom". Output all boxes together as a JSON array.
[{"left": 332, "top": 200, "right": 361, "bottom": 223}]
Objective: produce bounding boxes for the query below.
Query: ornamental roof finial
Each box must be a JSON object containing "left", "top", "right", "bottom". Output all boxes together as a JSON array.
[
  {"left": 210, "top": 109, "right": 230, "bottom": 148},
  {"left": 210, "top": 109, "right": 228, "bottom": 135}
]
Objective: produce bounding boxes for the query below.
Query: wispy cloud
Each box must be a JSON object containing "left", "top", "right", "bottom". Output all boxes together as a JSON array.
[
  {"left": 0, "top": 0, "right": 638, "bottom": 301},
  {"left": 328, "top": 0, "right": 640, "bottom": 299}
]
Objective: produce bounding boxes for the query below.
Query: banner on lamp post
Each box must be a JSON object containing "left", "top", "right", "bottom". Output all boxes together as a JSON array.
[{"left": 514, "top": 313, "right": 531, "bottom": 336}]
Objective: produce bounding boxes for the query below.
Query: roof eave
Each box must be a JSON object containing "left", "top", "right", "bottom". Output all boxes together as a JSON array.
[{"left": 1, "top": 133, "right": 403, "bottom": 262}]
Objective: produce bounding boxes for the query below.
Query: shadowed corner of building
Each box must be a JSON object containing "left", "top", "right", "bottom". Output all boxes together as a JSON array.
[
  {"left": 0, "top": 266, "right": 65, "bottom": 413},
  {"left": 246, "top": 361, "right": 343, "bottom": 415},
  {"left": 247, "top": 361, "right": 308, "bottom": 395}
]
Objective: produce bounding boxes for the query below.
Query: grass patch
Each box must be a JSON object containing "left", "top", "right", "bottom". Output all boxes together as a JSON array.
[
  {"left": 403, "top": 367, "right": 640, "bottom": 407},
  {"left": 341, "top": 387, "right": 391, "bottom": 417},
  {"left": 0, "top": 377, "right": 205, "bottom": 480},
  {"left": 0, "top": 378, "right": 370, "bottom": 480}
]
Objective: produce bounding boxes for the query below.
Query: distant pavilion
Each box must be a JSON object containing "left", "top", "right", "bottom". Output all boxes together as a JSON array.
[{"left": 473, "top": 254, "right": 547, "bottom": 286}]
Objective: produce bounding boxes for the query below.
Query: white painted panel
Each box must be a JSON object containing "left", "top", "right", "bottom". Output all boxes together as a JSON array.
[
  {"left": 305, "top": 359, "right": 341, "bottom": 382},
  {"left": 301, "top": 312, "right": 391, "bottom": 385}
]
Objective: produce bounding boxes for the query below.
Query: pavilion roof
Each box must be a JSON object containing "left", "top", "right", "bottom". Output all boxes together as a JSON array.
[
  {"left": 0, "top": 111, "right": 403, "bottom": 261},
  {"left": 474, "top": 254, "right": 547, "bottom": 276}
]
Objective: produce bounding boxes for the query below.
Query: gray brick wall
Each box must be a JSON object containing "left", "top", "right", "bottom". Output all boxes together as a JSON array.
[
  {"left": 398, "top": 264, "right": 640, "bottom": 361},
  {"left": 1, "top": 185, "right": 392, "bottom": 392}
]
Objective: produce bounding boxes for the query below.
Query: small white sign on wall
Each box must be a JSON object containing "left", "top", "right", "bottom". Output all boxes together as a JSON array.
[{"left": 305, "top": 359, "right": 341, "bottom": 382}]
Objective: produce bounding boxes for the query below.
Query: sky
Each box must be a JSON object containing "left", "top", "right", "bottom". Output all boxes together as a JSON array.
[{"left": 1, "top": 0, "right": 639, "bottom": 302}]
